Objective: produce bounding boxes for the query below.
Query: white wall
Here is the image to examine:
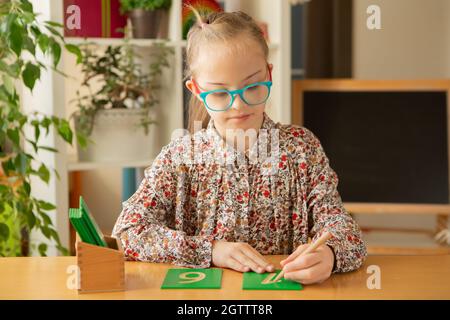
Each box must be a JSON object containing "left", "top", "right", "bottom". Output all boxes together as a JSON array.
[
  {"left": 446, "top": 10, "right": 450, "bottom": 77},
  {"left": 353, "top": 0, "right": 450, "bottom": 79},
  {"left": 352, "top": 0, "right": 450, "bottom": 233}
]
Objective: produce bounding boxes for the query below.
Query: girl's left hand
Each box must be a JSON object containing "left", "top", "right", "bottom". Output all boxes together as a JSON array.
[{"left": 279, "top": 244, "right": 335, "bottom": 285}]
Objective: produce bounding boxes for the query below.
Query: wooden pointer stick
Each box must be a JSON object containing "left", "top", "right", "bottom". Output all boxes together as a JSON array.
[{"left": 273, "top": 231, "right": 333, "bottom": 282}]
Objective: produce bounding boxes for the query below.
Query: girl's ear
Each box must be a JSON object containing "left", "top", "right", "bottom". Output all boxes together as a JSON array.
[
  {"left": 185, "top": 79, "right": 198, "bottom": 95},
  {"left": 185, "top": 79, "right": 203, "bottom": 102}
]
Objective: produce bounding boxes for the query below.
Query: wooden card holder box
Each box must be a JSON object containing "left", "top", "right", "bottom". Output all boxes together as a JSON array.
[{"left": 76, "top": 235, "right": 125, "bottom": 293}]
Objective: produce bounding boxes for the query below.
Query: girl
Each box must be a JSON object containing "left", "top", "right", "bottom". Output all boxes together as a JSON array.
[{"left": 112, "top": 9, "right": 367, "bottom": 285}]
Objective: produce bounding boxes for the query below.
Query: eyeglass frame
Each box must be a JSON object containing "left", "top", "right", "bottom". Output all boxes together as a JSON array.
[{"left": 191, "top": 64, "right": 273, "bottom": 112}]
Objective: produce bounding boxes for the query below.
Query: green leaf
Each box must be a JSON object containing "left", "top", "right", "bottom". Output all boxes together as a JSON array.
[
  {"left": 33, "top": 122, "right": 40, "bottom": 141},
  {"left": 38, "top": 145, "right": 58, "bottom": 153},
  {"left": 9, "top": 21, "right": 23, "bottom": 56},
  {"left": 49, "top": 228, "right": 60, "bottom": 242},
  {"left": 0, "top": 61, "right": 22, "bottom": 78},
  {"left": 26, "top": 138, "right": 38, "bottom": 153},
  {"left": 38, "top": 200, "right": 56, "bottom": 211},
  {"left": 57, "top": 245, "right": 69, "bottom": 256},
  {"left": 0, "top": 223, "right": 9, "bottom": 241},
  {"left": 76, "top": 131, "right": 88, "bottom": 149},
  {"left": 25, "top": 210, "right": 36, "bottom": 229},
  {"left": 7, "top": 128, "right": 19, "bottom": 146},
  {"left": 41, "top": 117, "right": 51, "bottom": 136},
  {"left": 14, "top": 152, "right": 28, "bottom": 174},
  {"left": 0, "top": 185, "right": 10, "bottom": 194},
  {"left": 22, "top": 11, "right": 35, "bottom": 24},
  {"left": 57, "top": 120, "right": 72, "bottom": 144},
  {"left": 2, "top": 74, "right": 14, "bottom": 95},
  {"left": 1, "top": 158, "right": 15, "bottom": 176},
  {"left": 50, "top": 40, "right": 61, "bottom": 67},
  {"left": 52, "top": 167, "right": 60, "bottom": 181},
  {"left": 45, "top": 25, "right": 63, "bottom": 41},
  {"left": 1, "top": 202, "right": 13, "bottom": 217},
  {"left": 65, "top": 44, "right": 82, "bottom": 64},
  {"left": 44, "top": 21, "right": 63, "bottom": 28},
  {"left": 23, "top": 35, "right": 36, "bottom": 56},
  {"left": 51, "top": 116, "right": 60, "bottom": 126},
  {"left": 23, "top": 181, "right": 31, "bottom": 196},
  {"left": 22, "top": 62, "right": 41, "bottom": 91},
  {"left": 37, "top": 34, "right": 49, "bottom": 54},
  {"left": 37, "top": 163, "right": 50, "bottom": 184},
  {"left": 39, "top": 211, "right": 52, "bottom": 226},
  {"left": 0, "top": 61, "right": 11, "bottom": 76},
  {"left": 30, "top": 25, "right": 41, "bottom": 38},
  {"left": 20, "top": 0, "right": 34, "bottom": 13},
  {"left": 17, "top": 113, "right": 28, "bottom": 127},
  {"left": 41, "top": 226, "right": 51, "bottom": 239},
  {"left": 38, "top": 243, "right": 47, "bottom": 256}
]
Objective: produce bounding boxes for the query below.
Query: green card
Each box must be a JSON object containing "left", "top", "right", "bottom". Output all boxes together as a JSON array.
[
  {"left": 242, "top": 270, "right": 303, "bottom": 290},
  {"left": 161, "top": 268, "right": 223, "bottom": 289}
]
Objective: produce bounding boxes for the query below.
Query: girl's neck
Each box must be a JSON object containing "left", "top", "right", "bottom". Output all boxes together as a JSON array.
[{"left": 215, "top": 115, "right": 264, "bottom": 155}]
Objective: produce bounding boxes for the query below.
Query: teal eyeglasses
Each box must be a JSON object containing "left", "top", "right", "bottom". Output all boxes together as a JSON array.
[{"left": 192, "top": 65, "right": 273, "bottom": 112}]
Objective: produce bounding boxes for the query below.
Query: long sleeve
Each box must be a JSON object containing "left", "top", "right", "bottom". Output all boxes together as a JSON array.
[
  {"left": 112, "top": 144, "right": 214, "bottom": 268},
  {"left": 303, "top": 128, "right": 367, "bottom": 273}
]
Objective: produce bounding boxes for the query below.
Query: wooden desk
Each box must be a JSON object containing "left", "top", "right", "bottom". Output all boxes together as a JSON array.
[{"left": 0, "top": 255, "right": 449, "bottom": 299}]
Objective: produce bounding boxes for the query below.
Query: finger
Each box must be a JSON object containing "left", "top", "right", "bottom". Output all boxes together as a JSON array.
[
  {"left": 281, "top": 244, "right": 309, "bottom": 266},
  {"left": 241, "top": 245, "right": 275, "bottom": 272},
  {"left": 291, "top": 272, "right": 329, "bottom": 285},
  {"left": 228, "top": 258, "right": 250, "bottom": 273},
  {"left": 282, "top": 252, "right": 322, "bottom": 273},
  {"left": 283, "top": 244, "right": 309, "bottom": 263},
  {"left": 242, "top": 247, "right": 274, "bottom": 272},
  {"left": 232, "top": 250, "right": 265, "bottom": 273},
  {"left": 284, "top": 263, "right": 329, "bottom": 285}
]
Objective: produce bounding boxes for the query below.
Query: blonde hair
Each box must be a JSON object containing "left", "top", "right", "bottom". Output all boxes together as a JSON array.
[{"left": 184, "top": 7, "right": 269, "bottom": 134}]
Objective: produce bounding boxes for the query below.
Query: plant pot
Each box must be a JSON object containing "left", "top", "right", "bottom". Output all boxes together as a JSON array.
[
  {"left": 128, "top": 9, "right": 169, "bottom": 39},
  {"left": 75, "top": 109, "right": 157, "bottom": 162}
]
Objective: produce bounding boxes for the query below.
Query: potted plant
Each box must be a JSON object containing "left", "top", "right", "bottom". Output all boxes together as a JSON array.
[
  {"left": 72, "top": 34, "right": 173, "bottom": 162},
  {"left": 0, "top": 0, "right": 83, "bottom": 256},
  {"left": 120, "top": 0, "right": 172, "bottom": 39}
]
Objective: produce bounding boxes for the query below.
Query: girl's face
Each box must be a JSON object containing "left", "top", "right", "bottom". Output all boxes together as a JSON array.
[{"left": 186, "top": 34, "right": 273, "bottom": 135}]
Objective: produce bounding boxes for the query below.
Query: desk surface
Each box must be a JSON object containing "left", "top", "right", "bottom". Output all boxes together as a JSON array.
[{"left": 0, "top": 255, "right": 449, "bottom": 299}]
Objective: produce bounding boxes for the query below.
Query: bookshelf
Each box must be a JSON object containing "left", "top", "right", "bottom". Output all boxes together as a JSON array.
[{"left": 32, "top": 0, "right": 292, "bottom": 254}]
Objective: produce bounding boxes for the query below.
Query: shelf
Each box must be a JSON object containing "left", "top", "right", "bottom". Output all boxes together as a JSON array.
[
  {"left": 178, "top": 40, "right": 279, "bottom": 50},
  {"left": 67, "top": 155, "right": 154, "bottom": 172},
  {"left": 65, "top": 37, "right": 280, "bottom": 51},
  {"left": 65, "top": 37, "right": 180, "bottom": 47}
]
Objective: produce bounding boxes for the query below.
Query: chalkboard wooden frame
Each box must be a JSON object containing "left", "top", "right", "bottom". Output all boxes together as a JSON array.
[{"left": 291, "top": 79, "right": 450, "bottom": 219}]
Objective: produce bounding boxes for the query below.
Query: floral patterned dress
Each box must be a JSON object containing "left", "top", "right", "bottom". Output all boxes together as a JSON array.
[{"left": 112, "top": 112, "right": 367, "bottom": 273}]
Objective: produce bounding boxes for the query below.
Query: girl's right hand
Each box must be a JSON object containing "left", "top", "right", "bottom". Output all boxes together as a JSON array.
[{"left": 211, "top": 240, "right": 275, "bottom": 273}]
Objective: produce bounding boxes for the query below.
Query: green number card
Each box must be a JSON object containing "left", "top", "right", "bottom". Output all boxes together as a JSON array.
[
  {"left": 161, "top": 268, "right": 223, "bottom": 289},
  {"left": 242, "top": 270, "right": 303, "bottom": 290}
]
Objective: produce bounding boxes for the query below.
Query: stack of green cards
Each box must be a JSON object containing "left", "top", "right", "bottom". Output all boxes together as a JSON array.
[{"left": 69, "top": 196, "right": 107, "bottom": 247}]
